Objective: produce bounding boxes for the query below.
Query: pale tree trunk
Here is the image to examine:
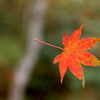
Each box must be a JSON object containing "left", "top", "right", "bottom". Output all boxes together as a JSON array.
[{"left": 7, "top": 0, "right": 50, "bottom": 100}]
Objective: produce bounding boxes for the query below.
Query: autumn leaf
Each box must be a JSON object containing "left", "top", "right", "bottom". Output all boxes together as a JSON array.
[{"left": 34, "top": 24, "right": 100, "bottom": 87}]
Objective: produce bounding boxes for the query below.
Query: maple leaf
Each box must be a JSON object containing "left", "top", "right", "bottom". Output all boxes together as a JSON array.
[{"left": 34, "top": 24, "right": 100, "bottom": 87}]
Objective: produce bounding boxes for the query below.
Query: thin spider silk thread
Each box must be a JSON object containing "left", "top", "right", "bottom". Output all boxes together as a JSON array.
[
  {"left": 79, "top": 0, "right": 84, "bottom": 7},
  {"left": 38, "top": 66, "right": 56, "bottom": 100},
  {"left": 38, "top": 0, "right": 84, "bottom": 99}
]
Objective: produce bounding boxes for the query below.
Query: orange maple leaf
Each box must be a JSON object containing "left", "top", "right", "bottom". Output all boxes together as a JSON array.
[{"left": 34, "top": 24, "right": 100, "bottom": 87}]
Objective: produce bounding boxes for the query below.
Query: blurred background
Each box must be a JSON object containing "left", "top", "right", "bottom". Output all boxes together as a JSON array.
[{"left": 0, "top": 0, "right": 100, "bottom": 100}]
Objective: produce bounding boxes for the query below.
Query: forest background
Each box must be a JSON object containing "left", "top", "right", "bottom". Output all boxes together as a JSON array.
[{"left": 0, "top": 0, "right": 100, "bottom": 100}]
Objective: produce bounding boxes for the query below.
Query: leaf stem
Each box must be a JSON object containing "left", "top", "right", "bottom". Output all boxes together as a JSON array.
[{"left": 34, "top": 39, "right": 64, "bottom": 50}]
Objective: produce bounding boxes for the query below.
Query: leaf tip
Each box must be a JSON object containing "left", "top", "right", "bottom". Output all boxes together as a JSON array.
[
  {"left": 97, "top": 38, "right": 100, "bottom": 42},
  {"left": 53, "top": 61, "right": 55, "bottom": 65},
  {"left": 60, "top": 78, "right": 63, "bottom": 84},
  {"left": 82, "top": 78, "right": 85, "bottom": 88},
  {"left": 64, "top": 30, "right": 66, "bottom": 32},
  {"left": 80, "top": 24, "right": 84, "bottom": 29},
  {"left": 63, "top": 30, "right": 67, "bottom": 36},
  {"left": 60, "top": 73, "right": 65, "bottom": 84}
]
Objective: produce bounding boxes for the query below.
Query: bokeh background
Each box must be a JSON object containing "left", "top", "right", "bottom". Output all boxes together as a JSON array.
[{"left": 0, "top": 0, "right": 100, "bottom": 100}]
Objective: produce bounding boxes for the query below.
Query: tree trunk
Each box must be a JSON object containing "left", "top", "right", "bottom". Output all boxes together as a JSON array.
[{"left": 7, "top": 0, "right": 50, "bottom": 100}]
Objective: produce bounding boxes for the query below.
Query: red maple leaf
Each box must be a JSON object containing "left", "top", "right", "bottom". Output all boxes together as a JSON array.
[{"left": 34, "top": 24, "right": 100, "bottom": 87}]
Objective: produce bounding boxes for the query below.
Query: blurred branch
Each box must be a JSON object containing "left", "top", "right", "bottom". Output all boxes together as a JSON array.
[{"left": 7, "top": 0, "right": 50, "bottom": 100}]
